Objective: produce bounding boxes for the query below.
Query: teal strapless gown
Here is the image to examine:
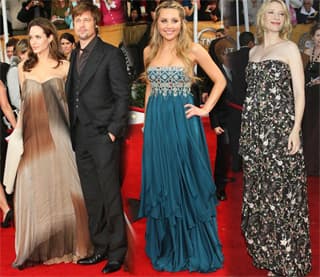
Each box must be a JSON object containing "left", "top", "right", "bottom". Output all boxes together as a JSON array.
[{"left": 138, "top": 67, "right": 223, "bottom": 272}]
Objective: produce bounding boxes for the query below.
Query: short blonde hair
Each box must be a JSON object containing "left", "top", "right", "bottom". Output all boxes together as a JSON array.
[{"left": 256, "top": 0, "right": 292, "bottom": 43}]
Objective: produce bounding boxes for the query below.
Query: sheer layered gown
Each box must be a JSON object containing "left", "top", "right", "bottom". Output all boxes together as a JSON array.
[{"left": 13, "top": 77, "right": 92, "bottom": 268}]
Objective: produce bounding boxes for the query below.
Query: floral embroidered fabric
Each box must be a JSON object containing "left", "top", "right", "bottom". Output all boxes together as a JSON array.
[{"left": 239, "top": 60, "right": 312, "bottom": 276}]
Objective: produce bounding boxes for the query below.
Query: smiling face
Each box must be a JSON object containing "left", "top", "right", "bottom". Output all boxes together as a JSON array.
[
  {"left": 29, "top": 26, "right": 52, "bottom": 55},
  {"left": 157, "top": 8, "right": 182, "bottom": 42},
  {"left": 263, "top": 1, "right": 285, "bottom": 33},
  {"left": 60, "top": 38, "right": 74, "bottom": 56}
]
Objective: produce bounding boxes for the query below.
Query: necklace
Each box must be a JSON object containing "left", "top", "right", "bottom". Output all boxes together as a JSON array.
[{"left": 308, "top": 46, "right": 320, "bottom": 70}]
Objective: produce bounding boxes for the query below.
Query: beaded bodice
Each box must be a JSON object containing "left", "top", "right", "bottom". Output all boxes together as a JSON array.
[{"left": 147, "top": 66, "right": 192, "bottom": 97}]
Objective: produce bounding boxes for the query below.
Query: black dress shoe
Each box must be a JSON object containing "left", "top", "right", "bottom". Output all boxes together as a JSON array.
[
  {"left": 222, "top": 177, "right": 236, "bottom": 183},
  {"left": 1, "top": 209, "right": 13, "bottom": 228},
  {"left": 216, "top": 190, "right": 227, "bottom": 201},
  {"left": 77, "top": 253, "right": 107, "bottom": 265},
  {"left": 102, "top": 261, "right": 122, "bottom": 274}
]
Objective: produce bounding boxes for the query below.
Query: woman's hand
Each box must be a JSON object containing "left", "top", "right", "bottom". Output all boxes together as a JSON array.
[
  {"left": 185, "top": 103, "right": 209, "bottom": 119},
  {"left": 311, "top": 76, "right": 320, "bottom": 86},
  {"left": 214, "top": 126, "right": 224, "bottom": 135},
  {"left": 288, "top": 128, "right": 301, "bottom": 155}
]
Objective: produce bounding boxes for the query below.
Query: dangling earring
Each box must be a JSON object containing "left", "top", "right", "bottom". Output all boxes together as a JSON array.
[{"left": 49, "top": 42, "right": 53, "bottom": 53}]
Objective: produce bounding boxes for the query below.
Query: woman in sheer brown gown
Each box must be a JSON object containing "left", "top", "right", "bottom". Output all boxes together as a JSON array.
[{"left": 12, "top": 17, "right": 91, "bottom": 269}]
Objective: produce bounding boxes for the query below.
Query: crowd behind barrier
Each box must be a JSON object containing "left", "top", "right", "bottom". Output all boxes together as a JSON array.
[{"left": 0, "top": 21, "right": 315, "bottom": 60}]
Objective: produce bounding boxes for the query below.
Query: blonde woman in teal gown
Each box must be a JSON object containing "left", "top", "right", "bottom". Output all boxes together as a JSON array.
[{"left": 139, "top": 1, "right": 226, "bottom": 272}]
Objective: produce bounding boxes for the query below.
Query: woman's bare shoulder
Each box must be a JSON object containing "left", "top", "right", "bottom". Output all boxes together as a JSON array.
[
  {"left": 59, "top": 59, "right": 70, "bottom": 76},
  {"left": 248, "top": 45, "right": 261, "bottom": 60},
  {"left": 144, "top": 45, "right": 151, "bottom": 55},
  {"left": 281, "top": 40, "right": 301, "bottom": 57},
  {"left": 60, "top": 59, "right": 70, "bottom": 68},
  {"left": 190, "top": 42, "right": 209, "bottom": 63},
  {"left": 283, "top": 40, "right": 298, "bottom": 49},
  {"left": 191, "top": 42, "right": 203, "bottom": 52}
]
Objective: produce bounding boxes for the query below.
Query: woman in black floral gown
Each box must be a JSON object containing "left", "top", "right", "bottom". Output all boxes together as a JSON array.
[
  {"left": 239, "top": 1, "right": 312, "bottom": 276},
  {"left": 303, "top": 23, "right": 320, "bottom": 176}
]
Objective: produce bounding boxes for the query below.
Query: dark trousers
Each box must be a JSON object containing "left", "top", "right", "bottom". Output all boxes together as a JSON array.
[
  {"left": 214, "top": 130, "right": 230, "bottom": 192},
  {"left": 227, "top": 108, "right": 242, "bottom": 172},
  {"left": 73, "top": 122, "right": 127, "bottom": 262}
]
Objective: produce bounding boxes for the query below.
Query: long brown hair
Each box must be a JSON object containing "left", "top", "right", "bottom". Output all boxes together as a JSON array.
[
  {"left": 23, "top": 17, "right": 65, "bottom": 72},
  {"left": 144, "top": 1, "right": 194, "bottom": 80}
]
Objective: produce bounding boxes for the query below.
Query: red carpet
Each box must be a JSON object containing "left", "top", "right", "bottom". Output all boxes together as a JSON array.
[{"left": 1, "top": 118, "right": 319, "bottom": 276}]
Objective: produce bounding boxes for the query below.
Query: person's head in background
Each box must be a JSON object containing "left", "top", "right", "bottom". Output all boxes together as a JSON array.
[
  {"left": 59, "top": 32, "right": 76, "bottom": 60},
  {"left": 215, "top": 28, "right": 226, "bottom": 39},
  {"left": 53, "top": 0, "right": 68, "bottom": 8},
  {"left": 309, "top": 22, "right": 320, "bottom": 50},
  {"left": 302, "top": 0, "right": 314, "bottom": 13},
  {"left": 239, "top": 31, "right": 255, "bottom": 48},
  {"left": 129, "top": 8, "right": 140, "bottom": 22},
  {"left": 206, "top": 0, "right": 218, "bottom": 12},
  {"left": 6, "top": 38, "right": 19, "bottom": 62},
  {"left": 15, "top": 39, "right": 29, "bottom": 62}
]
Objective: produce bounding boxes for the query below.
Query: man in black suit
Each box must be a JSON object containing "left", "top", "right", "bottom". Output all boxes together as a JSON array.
[
  {"left": 227, "top": 31, "right": 255, "bottom": 172},
  {"left": 200, "top": 36, "right": 233, "bottom": 201},
  {"left": 65, "top": 2, "right": 129, "bottom": 274}
]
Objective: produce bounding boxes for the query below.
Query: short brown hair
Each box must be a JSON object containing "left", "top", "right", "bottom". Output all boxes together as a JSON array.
[{"left": 72, "top": 2, "right": 101, "bottom": 25}]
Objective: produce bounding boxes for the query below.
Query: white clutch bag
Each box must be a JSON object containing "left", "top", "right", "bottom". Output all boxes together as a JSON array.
[{"left": 3, "top": 126, "right": 24, "bottom": 194}]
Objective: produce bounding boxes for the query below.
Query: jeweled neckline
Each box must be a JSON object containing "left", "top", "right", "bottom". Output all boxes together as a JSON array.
[
  {"left": 248, "top": 59, "right": 289, "bottom": 67},
  {"left": 148, "top": 66, "right": 184, "bottom": 70}
]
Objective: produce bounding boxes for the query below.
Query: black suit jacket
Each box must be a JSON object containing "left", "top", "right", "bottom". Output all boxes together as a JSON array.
[
  {"left": 200, "top": 38, "right": 230, "bottom": 129},
  {"left": 228, "top": 47, "right": 250, "bottom": 106},
  {"left": 66, "top": 37, "right": 130, "bottom": 139}
]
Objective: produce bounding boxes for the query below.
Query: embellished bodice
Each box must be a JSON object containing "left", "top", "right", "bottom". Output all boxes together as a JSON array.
[
  {"left": 245, "top": 60, "right": 293, "bottom": 108},
  {"left": 246, "top": 60, "right": 291, "bottom": 95},
  {"left": 241, "top": 60, "right": 295, "bottom": 151},
  {"left": 147, "top": 66, "right": 192, "bottom": 97}
]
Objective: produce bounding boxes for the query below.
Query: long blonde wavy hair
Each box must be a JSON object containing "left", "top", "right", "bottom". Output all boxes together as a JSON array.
[
  {"left": 256, "top": 0, "right": 292, "bottom": 44},
  {"left": 144, "top": 1, "right": 195, "bottom": 81}
]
